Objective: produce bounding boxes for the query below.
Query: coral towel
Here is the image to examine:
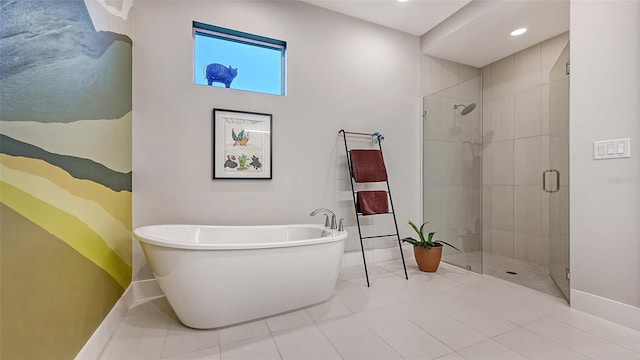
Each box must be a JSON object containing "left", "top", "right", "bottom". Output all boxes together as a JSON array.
[
  {"left": 357, "top": 191, "right": 389, "bottom": 215},
  {"left": 350, "top": 149, "right": 388, "bottom": 182}
]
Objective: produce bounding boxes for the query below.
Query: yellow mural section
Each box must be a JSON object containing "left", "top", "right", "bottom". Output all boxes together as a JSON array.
[
  {"left": 0, "top": 181, "right": 131, "bottom": 288},
  {"left": 0, "top": 154, "right": 132, "bottom": 232}
]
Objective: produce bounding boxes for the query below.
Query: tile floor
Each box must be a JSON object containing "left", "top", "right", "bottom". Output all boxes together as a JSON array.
[
  {"left": 99, "top": 259, "right": 640, "bottom": 359},
  {"left": 443, "top": 251, "right": 566, "bottom": 299},
  {"left": 482, "top": 253, "right": 566, "bottom": 299}
]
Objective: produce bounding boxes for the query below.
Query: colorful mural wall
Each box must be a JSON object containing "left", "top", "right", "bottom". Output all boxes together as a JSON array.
[{"left": 0, "top": 0, "right": 132, "bottom": 358}]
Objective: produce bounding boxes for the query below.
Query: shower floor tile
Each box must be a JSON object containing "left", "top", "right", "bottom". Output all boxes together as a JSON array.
[
  {"left": 98, "top": 260, "right": 640, "bottom": 360},
  {"left": 443, "top": 251, "right": 566, "bottom": 299}
]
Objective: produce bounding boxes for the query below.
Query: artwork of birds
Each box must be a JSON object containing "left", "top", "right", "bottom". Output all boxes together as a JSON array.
[
  {"left": 224, "top": 155, "right": 238, "bottom": 168},
  {"left": 249, "top": 156, "right": 262, "bottom": 170},
  {"left": 232, "top": 128, "right": 249, "bottom": 146}
]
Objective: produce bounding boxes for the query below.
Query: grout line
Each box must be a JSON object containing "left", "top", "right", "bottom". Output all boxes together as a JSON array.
[
  {"left": 268, "top": 328, "right": 285, "bottom": 360},
  {"left": 541, "top": 316, "right": 640, "bottom": 356}
]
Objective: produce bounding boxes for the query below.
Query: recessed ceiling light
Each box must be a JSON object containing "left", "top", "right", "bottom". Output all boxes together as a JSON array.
[
  {"left": 511, "top": 28, "right": 527, "bottom": 36},
  {"left": 397, "top": 0, "right": 409, "bottom": 2}
]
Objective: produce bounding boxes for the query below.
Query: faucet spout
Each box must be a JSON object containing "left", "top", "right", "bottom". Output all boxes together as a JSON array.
[
  {"left": 310, "top": 208, "right": 337, "bottom": 229},
  {"left": 309, "top": 208, "right": 335, "bottom": 217}
]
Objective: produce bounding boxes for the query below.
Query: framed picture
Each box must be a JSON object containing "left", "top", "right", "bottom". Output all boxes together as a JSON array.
[{"left": 213, "top": 109, "right": 272, "bottom": 179}]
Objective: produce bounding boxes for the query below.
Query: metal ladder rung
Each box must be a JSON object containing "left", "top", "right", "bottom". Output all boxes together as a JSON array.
[{"left": 361, "top": 234, "right": 398, "bottom": 239}]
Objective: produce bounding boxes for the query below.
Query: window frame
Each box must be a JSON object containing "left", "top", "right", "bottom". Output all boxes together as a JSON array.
[{"left": 193, "top": 21, "right": 286, "bottom": 96}]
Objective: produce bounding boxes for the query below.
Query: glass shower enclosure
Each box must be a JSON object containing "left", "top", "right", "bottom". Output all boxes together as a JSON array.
[{"left": 423, "top": 76, "right": 483, "bottom": 273}]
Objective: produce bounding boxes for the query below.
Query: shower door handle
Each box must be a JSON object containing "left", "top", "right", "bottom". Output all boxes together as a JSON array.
[
  {"left": 543, "top": 169, "right": 560, "bottom": 193},
  {"left": 543, "top": 170, "right": 551, "bottom": 192},
  {"left": 551, "top": 169, "right": 560, "bottom": 192}
]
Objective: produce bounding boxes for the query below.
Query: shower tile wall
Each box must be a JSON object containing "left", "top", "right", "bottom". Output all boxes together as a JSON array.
[{"left": 482, "top": 32, "right": 569, "bottom": 266}]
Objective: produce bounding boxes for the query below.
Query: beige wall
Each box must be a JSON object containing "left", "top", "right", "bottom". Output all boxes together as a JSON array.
[
  {"left": 422, "top": 56, "right": 480, "bottom": 98},
  {"left": 481, "top": 33, "right": 569, "bottom": 265}
]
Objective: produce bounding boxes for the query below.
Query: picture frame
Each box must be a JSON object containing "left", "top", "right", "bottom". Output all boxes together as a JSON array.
[{"left": 213, "top": 108, "right": 272, "bottom": 179}]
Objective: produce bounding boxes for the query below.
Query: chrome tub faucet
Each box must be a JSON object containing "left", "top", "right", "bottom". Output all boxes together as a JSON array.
[{"left": 310, "top": 208, "right": 337, "bottom": 230}]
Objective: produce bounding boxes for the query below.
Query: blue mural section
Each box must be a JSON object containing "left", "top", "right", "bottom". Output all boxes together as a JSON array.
[{"left": 0, "top": 0, "right": 132, "bottom": 122}]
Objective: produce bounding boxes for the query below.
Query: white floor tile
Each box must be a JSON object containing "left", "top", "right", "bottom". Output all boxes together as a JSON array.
[
  {"left": 525, "top": 317, "right": 640, "bottom": 360},
  {"left": 550, "top": 307, "right": 640, "bottom": 353},
  {"left": 339, "top": 263, "right": 394, "bottom": 283},
  {"left": 162, "top": 346, "right": 220, "bottom": 360},
  {"left": 494, "top": 327, "right": 592, "bottom": 360},
  {"left": 434, "top": 353, "right": 466, "bottom": 360},
  {"left": 220, "top": 334, "right": 281, "bottom": 359},
  {"left": 443, "top": 269, "right": 486, "bottom": 287},
  {"left": 100, "top": 312, "right": 172, "bottom": 359},
  {"left": 266, "top": 310, "right": 314, "bottom": 333},
  {"left": 376, "top": 259, "right": 420, "bottom": 277},
  {"left": 425, "top": 294, "right": 518, "bottom": 337},
  {"left": 393, "top": 299, "right": 488, "bottom": 350},
  {"left": 334, "top": 276, "right": 415, "bottom": 313},
  {"left": 356, "top": 307, "right": 453, "bottom": 359},
  {"left": 448, "top": 278, "right": 567, "bottom": 325},
  {"left": 403, "top": 274, "right": 471, "bottom": 299},
  {"left": 98, "top": 260, "right": 640, "bottom": 360},
  {"left": 457, "top": 339, "right": 528, "bottom": 359},
  {"left": 318, "top": 315, "right": 402, "bottom": 359},
  {"left": 218, "top": 320, "right": 271, "bottom": 345},
  {"left": 161, "top": 321, "right": 219, "bottom": 359},
  {"left": 305, "top": 298, "right": 352, "bottom": 322},
  {"left": 272, "top": 324, "right": 341, "bottom": 359}
]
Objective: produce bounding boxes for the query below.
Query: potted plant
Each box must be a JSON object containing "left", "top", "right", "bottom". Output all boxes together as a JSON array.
[{"left": 401, "top": 220, "right": 461, "bottom": 272}]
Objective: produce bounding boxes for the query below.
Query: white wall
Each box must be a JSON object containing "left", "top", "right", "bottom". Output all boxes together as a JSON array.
[
  {"left": 132, "top": 1, "right": 421, "bottom": 280},
  {"left": 570, "top": 0, "right": 640, "bottom": 329}
]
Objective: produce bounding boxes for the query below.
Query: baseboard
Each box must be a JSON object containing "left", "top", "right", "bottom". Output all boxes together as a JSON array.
[
  {"left": 75, "top": 283, "right": 135, "bottom": 359},
  {"left": 341, "top": 245, "right": 412, "bottom": 267},
  {"left": 75, "top": 279, "right": 164, "bottom": 359},
  {"left": 132, "top": 278, "right": 163, "bottom": 303},
  {"left": 570, "top": 289, "right": 640, "bottom": 331}
]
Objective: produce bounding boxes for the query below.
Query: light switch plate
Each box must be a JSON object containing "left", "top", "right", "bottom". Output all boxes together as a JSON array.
[{"left": 594, "top": 138, "right": 631, "bottom": 159}]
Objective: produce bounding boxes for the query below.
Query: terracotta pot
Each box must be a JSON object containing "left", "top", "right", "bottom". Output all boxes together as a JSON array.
[{"left": 413, "top": 245, "right": 443, "bottom": 272}]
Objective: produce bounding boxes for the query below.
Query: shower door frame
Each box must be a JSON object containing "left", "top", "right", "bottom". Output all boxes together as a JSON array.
[
  {"left": 422, "top": 75, "right": 483, "bottom": 274},
  {"left": 547, "top": 43, "right": 571, "bottom": 302}
]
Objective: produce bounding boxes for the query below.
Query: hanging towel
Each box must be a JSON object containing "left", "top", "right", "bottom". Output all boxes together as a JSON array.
[
  {"left": 357, "top": 191, "right": 389, "bottom": 215},
  {"left": 350, "top": 149, "right": 388, "bottom": 182}
]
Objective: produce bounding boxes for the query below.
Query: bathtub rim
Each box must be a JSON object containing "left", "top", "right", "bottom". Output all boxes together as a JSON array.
[{"left": 134, "top": 223, "right": 347, "bottom": 250}]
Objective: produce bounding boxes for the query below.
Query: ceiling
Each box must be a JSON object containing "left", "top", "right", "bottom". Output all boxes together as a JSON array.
[{"left": 299, "top": 0, "right": 569, "bottom": 68}]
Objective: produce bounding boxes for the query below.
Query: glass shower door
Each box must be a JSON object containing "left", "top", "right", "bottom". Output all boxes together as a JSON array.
[
  {"left": 547, "top": 43, "right": 570, "bottom": 301},
  {"left": 423, "top": 76, "right": 483, "bottom": 273}
]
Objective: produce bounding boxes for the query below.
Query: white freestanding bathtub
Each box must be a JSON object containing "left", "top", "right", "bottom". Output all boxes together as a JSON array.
[{"left": 134, "top": 224, "right": 347, "bottom": 329}]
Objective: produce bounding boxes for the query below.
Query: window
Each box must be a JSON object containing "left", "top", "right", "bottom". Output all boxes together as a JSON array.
[{"left": 193, "top": 21, "right": 286, "bottom": 96}]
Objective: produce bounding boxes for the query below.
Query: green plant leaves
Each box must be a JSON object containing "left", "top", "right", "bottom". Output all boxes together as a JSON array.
[
  {"left": 434, "top": 239, "right": 461, "bottom": 252},
  {"left": 407, "top": 220, "right": 424, "bottom": 243},
  {"left": 404, "top": 220, "right": 461, "bottom": 251}
]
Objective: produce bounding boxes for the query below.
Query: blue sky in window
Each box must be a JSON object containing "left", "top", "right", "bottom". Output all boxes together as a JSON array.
[{"left": 195, "top": 34, "right": 282, "bottom": 95}]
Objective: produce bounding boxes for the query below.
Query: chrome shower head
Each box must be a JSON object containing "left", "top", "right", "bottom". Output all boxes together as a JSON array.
[{"left": 453, "top": 103, "right": 477, "bottom": 115}]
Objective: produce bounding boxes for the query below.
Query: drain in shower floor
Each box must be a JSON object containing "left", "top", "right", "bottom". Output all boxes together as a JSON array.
[{"left": 506, "top": 271, "right": 518, "bottom": 275}]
